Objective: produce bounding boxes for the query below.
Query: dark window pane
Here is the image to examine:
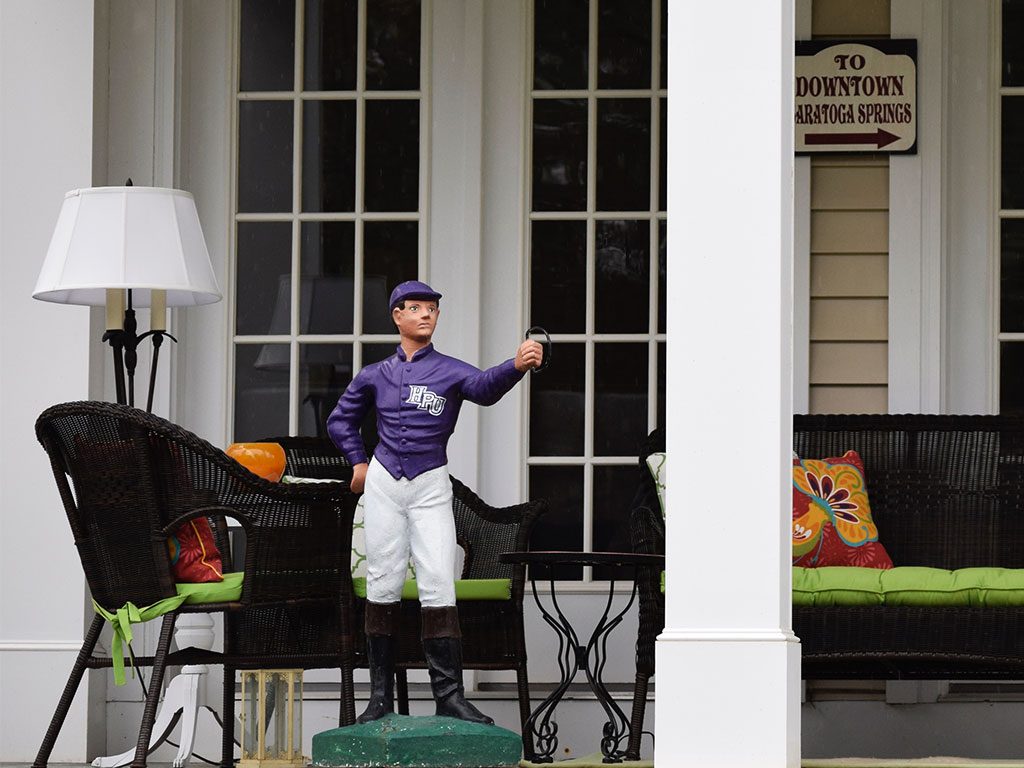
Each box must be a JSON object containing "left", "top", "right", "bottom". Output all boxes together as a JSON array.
[
  {"left": 1002, "top": 342, "right": 1024, "bottom": 414},
  {"left": 531, "top": 220, "right": 586, "bottom": 333},
  {"left": 235, "top": 344, "right": 290, "bottom": 441},
  {"left": 534, "top": 0, "right": 589, "bottom": 90},
  {"left": 533, "top": 99, "right": 588, "bottom": 211},
  {"left": 236, "top": 222, "right": 292, "bottom": 335},
  {"left": 363, "top": 342, "right": 397, "bottom": 365},
  {"left": 303, "top": 100, "right": 356, "bottom": 212},
  {"left": 365, "top": 100, "right": 419, "bottom": 212},
  {"left": 238, "top": 101, "right": 294, "bottom": 213},
  {"left": 366, "top": 0, "right": 421, "bottom": 90},
  {"left": 299, "top": 344, "right": 353, "bottom": 437},
  {"left": 1005, "top": 97, "right": 1024, "bottom": 209},
  {"left": 528, "top": 466, "right": 584, "bottom": 580},
  {"left": 1006, "top": 0, "right": 1024, "bottom": 86},
  {"left": 596, "top": 220, "right": 649, "bottom": 333},
  {"left": 659, "top": 98, "right": 667, "bottom": 211},
  {"left": 660, "top": 0, "right": 667, "bottom": 87},
  {"left": 300, "top": 222, "right": 355, "bottom": 334},
  {"left": 657, "top": 342, "right": 665, "bottom": 433},
  {"left": 597, "top": 99, "right": 651, "bottom": 211},
  {"left": 363, "top": 222, "right": 418, "bottom": 333},
  {"left": 304, "top": 0, "right": 357, "bottom": 91},
  {"left": 594, "top": 343, "right": 648, "bottom": 455},
  {"left": 530, "top": 343, "right": 585, "bottom": 456},
  {"left": 593, "top": 465, "right": 641, "bottom": 580},
  {"left": 358, "top": 343, "right": 399, "bottom": 454},
  {"left": 240, "top": 0, "right": 295, "bottom": 92},
  {"left": 598, "top": 0, "right": 651, "bottom": 89},
  {"left": 1004, "top": 219, "right": 1024, "bottom": 332},
  {"left": 658, "top": 219, "right": 666, "bottom": 333}
]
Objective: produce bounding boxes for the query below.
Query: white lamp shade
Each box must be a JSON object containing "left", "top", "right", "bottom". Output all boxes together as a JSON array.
[{"left": 33, "top": 186, "right": 222, "bottom": 307}]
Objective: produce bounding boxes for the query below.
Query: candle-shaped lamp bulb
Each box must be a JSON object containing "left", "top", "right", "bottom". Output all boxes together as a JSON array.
[
  {"left": 150, "top": 289, "right": 166, "bottom": 332},
  {"left": 105, "top": 288, "right": 125, "bottom": 330}
]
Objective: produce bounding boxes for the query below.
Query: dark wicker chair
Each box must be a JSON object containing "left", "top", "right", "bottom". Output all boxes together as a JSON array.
[
  {"left": 266, "top": 436, "right": 546, "bottom": 761},
  {"left": 33, "top": 402, "right": 358, "bottom": 768},
  {"left": 626, "top": 428, "right": 664, "bottom": 761}
]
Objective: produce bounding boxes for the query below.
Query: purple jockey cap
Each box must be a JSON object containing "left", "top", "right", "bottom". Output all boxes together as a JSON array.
[{"left": 389, "top": 280, "right": 442, "bottom": 312}]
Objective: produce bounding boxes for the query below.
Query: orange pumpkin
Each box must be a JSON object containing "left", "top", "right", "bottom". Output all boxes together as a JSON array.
[{"left": 226, "top": 442, "right": 287, "bottom": 482}]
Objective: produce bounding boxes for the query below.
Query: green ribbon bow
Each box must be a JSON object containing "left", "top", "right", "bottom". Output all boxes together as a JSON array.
[{"left": 92, "top": 594, "right": 187, "bottom": 685}]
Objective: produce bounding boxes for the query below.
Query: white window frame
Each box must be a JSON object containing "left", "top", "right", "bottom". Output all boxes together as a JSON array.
[
  {"left": 523, "top": 0, "right": 667, "bottom": 585},
  {"left": 227, "top": 0, "right": 432, "bottom": 439}
]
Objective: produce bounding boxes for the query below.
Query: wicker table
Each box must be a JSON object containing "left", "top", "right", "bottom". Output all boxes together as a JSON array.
[{"left": 499, "top": 551, "right": 664, "bottom": 764}]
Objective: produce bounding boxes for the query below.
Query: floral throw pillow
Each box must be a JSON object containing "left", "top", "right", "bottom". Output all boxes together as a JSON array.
[{"left": 792, "top": 450, "right": 893, "bottom": 568}]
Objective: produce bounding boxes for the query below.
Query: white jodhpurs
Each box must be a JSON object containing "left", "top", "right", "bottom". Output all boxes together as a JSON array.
[{"left": 362, "top": 458, "right": 457, "bottom": 607}]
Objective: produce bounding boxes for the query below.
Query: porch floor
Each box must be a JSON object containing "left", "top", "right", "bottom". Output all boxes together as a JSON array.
[
  {"left": 804, "top": 761, "right": 1024, "bottom": 767},
  {"left": 6, "top": 760, "right": 1024, "bottom": 768}
]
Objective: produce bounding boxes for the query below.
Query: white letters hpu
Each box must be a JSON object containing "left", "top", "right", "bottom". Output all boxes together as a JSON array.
[{"left": 406, "top": 385, "right": 446, "bottom": 416}]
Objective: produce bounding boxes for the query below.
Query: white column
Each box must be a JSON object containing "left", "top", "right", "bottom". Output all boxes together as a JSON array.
[
  {"left": 792, "top": 0, "right": 811, "bottom": 413},
  {"left": 0, "top": 0, "right": 95, "bottom": 761},
  {"left": 656, "top": 1, "right": 800, "bottom": 765}
]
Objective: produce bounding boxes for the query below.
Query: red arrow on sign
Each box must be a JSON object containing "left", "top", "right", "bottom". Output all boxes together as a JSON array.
[{"left": 804, "top": 128, "right": 901, "bottom": 149}]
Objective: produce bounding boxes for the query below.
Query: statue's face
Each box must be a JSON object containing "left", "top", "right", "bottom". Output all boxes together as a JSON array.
[{"left": 392, "top": 300, "right": 439, "bottom": 343}]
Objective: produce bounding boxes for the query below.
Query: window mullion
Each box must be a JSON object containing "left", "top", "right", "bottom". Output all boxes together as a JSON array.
[
  {"left": 287, "top": 0, "right": 305, "bottom": 437},
  {"left": 419, "top": 0, "right": 431, "bottom": 282},
  {"left": 354, "top": 0, "right": 367, "bottom": 349},
  {"left": 583, "top": 0, "right": 599, "bottom": 583},
  {"left": 649, "top": 0, "right": 661, "bottom": 432}
]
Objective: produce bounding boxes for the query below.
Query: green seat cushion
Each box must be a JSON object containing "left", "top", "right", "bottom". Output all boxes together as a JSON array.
[
  {"left": 351, "top": 577, "right": 511, "bottom": 601},
  {"left": 792, "top": 566, "right": 1024, "bottom": 607},
  {"left": 175, "top": 571, "right": 244, "bottom": 604},
  {"left": 93, "top": 572, "right": 245, "bottom": 686}
]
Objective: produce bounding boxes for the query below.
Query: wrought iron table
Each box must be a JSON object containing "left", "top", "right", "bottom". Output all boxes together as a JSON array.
[{"left": 499, "top": 550, "right": 664, "bottom": 764}]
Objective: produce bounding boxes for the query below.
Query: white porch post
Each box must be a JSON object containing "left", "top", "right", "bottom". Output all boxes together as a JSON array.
[
  {"left": 657, "top": 1, "right": 799, "bottom": 766},
  {"left": 0, "top": 0, "right": 95, "bottom": 761}
]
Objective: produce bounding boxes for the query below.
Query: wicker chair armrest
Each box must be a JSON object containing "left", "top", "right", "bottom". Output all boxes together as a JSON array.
[
  {"left": 161, "top": 505, "right": 255, "bottom": 538},
  {"left": 451, "top": 477, "right": 544, "bottom": 527},
  {"left": 629, "top": 504, "right": 665, "bottom": 557}
]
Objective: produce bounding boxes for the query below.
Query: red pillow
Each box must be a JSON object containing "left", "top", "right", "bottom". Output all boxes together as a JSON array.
[
  {"left": 792, "top": 450, "right": 893, "bottom": 569},
  {"left": 167, "top": 518, "right": 224, "bottom": 583}
]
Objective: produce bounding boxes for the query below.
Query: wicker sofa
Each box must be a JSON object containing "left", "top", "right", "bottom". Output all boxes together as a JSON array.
[
  {"left": 792, "top": 413, "right": 1024, "bottom": 680},
  {"left": 629, "top": 415, "right": 1024, "bottom": 757}
]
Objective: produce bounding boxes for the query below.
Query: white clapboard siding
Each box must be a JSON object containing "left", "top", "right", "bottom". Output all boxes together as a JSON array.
[
  {"left": 812, "top": 0, "right": 890, "bottom": 38},
  {"left": 808, "top": 154, "right": 889, "bottom": 413}
]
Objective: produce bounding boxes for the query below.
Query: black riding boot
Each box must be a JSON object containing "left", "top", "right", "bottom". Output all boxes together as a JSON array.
[
  {"left": 421, "top": 606, "right": 494, "bottom": 725},
  {"left": 357, "top": 601, "right": 400, "bottom": 724}
]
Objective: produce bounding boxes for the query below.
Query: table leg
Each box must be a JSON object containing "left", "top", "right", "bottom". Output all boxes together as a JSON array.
[
  {"left": 582, "top": 580, "right": 638, "bottom": 763},
  {"left": 523, "top": 574, "right": 583, "bottom": 763}
]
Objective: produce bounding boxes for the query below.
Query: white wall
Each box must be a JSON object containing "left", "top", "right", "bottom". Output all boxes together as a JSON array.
[{"left": 0, "top": 0, "right": 96, "bottom": 761}]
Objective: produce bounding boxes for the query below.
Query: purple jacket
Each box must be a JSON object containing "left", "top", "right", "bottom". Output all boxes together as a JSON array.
[{"left": 326, "top": 343, "right": 525, "bottom": 480}]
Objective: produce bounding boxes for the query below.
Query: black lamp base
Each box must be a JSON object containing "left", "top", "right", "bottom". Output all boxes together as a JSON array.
[{"left": 102, "top": 290, "right": 176, "bottom": 412}]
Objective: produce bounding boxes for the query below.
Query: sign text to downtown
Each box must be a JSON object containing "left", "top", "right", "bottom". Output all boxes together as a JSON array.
[{"left": 795, "top": 40, "right": 917, "bottom": 154}]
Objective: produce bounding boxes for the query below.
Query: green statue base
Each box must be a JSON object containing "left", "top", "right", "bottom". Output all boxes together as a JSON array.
[{"left": 312, "top": 714, "right": 522, "bottom": 768}]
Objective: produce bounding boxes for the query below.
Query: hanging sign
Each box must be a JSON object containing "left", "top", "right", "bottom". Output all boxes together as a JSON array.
[{"left": 795, "top": 39, "right": 917, "bottom": 154}]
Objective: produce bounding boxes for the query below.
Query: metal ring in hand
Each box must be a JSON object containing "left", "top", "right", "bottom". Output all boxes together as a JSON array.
[{"left": 525, "top": 326, "right": 551, "bottom": 373}]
